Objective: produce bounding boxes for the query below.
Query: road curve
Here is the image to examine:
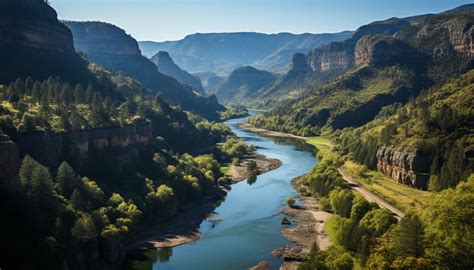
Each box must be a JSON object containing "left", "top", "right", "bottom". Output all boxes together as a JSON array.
[{"left": 338, "top": 168, "right": 405, "bottom": 220}]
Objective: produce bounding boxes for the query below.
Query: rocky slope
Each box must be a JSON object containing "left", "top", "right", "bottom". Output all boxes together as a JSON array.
[
  {"left": 0, "top": 0, "right": 91, "bottom": 84},
  {"left": 151, "top": 51, "right": 204, "bottom": 92},
  {"left": 139, "top": 31, "right": 353, "bottom": 73},
  {"left": 212, "top": 66, "right": 276, "bottom": 104},
  {"left": 65, "top": 21, "right": 224, "bottom": 120}
]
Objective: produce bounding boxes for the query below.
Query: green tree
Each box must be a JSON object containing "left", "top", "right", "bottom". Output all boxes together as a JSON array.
[
  {"left": 394, "top": 212, "right": 425, "bottom": 258},
  {"left": 72, "top": 214, "right": 97, "bottom": 243},
  {"left": 329, "top": 188, "right": 354, "bottom": 218},
  {"left": 56, "top": 161, "right": 79, "bottom": 198}
]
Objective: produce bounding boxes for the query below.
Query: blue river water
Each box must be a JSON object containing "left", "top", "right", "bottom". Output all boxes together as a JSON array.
[{"left": 134, "top": 116, "right": 318, "bottom": 270}]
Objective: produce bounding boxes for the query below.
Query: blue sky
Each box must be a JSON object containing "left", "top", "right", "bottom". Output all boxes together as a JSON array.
[{"left": 51, "top": 0, "right": 473, "bottom": 41}]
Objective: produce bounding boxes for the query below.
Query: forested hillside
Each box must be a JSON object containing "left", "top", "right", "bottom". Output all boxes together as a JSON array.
[
  {"left": 0, "top": 1, "right": 252, "bottom": 269},
  {"left": 65, "top": 21, "right": 224, "bottom": 121}
]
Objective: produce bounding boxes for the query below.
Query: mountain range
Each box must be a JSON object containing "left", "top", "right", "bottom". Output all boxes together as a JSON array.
[{"left": 138, "top": 31, "right": 353, "bottom": 74}]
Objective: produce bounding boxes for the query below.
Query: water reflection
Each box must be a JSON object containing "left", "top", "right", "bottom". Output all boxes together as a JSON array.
[{"left": 247, "top": 175, "right": 258, "bottom": 185}]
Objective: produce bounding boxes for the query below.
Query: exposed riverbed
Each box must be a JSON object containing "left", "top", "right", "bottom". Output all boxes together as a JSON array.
[{"left": 131, "top": 116, "right": 318, "bottom": 270}]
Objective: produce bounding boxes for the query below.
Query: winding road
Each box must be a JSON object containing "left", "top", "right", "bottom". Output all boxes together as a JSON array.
[{"left": 338, "top": 168, "right": 405, "bottom": 220}]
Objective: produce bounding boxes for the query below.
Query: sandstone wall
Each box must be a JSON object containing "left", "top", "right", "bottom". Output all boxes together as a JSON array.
[{"left": 376, "top": 145, "right": 430, "bottom": 189}]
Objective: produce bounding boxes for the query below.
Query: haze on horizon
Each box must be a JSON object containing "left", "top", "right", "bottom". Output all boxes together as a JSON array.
[{"left": 51, "top": 0, "right": 472, "bottom": 42}]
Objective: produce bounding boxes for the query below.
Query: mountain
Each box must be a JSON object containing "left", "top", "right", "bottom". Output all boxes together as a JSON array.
[
  {"left": 65, "top": 21, "right": 224, "bottom": 120},
  {"left": 250, "top": 10, "right": 474, "bottom": 128},
  {"left": 212, "top": 66, "right": 277, "bottom": 104},
  {"left": 138, "top": 31, "right": 353, "bottom": 74},
  {"left": 0, "top": 0, "right": 92, "bottom": 84},
  {"left": 151, "top": 51, "right": 204, "bottom": 92},
  {"left": 194, "top": 72, "right": 225, "bottom": 93}
]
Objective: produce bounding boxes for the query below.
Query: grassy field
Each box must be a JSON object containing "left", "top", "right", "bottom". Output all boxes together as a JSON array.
[
  {"left": 302, "top": 136, "right": 334, "bottom": 152},
  {"left": 343, "top": 161, "right": 432, "bottom": 211}
]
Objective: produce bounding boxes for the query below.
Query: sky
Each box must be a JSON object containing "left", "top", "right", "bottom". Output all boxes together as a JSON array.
[{"left": 51, "top": 0, "right": 473, "bottom": 42}]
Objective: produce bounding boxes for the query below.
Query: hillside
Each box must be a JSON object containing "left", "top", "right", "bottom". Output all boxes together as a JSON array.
[
  {"left": 250, "top": 11, "right": 474, "bottom": 133},
  {"left": 151, "top": 51, "right": 204, "bottom": 92},
  {"left": 194, "top": 72, "right": 225, "bottom": 93},
  {"left": 138, "top": 31, "right": 353, "bottom": 73},
  {"left": 65, "top": 21, "right": 224, "bottom": 120},
  {"left": 212, "top": 66, "right": 277, "bottom": 104}
]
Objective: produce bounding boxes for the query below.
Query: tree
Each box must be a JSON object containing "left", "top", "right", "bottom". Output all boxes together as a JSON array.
[
  {"left": 422, "top": 174, "right": 474, "bottom": 269},
  {"left": 329, "top": 188, "right": 355, "bottom": 218},
  {"left": 19, "top": 155, "right": 39, "bottom": 195},
  {"left": 72, "top": 214, "right": 97, "bottom": 243},
  {"left": 56, "top": 161, "right": 79, "bottom": 198},
  {"left": 32, "top": 81, "right": 42, "bottom": 103},
  {"left": 60, "top": 84, "right": 73, "bottom": 106},
  {"left": 30, "top": 164, "right": 55, "bottom": 211},
  {"left": 70, "top": 189, "right": 87, "bottom": 212},
  {"left": 73, "top": 84, "right": 85, "bottom": 104},
  {"left": 394, "top": 212, "right": 425, "bottom": 258}
]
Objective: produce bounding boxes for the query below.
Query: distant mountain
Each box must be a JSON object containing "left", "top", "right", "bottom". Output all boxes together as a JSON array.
[
  {"left": 194, "top": 72, "right": 225, "bottom": 93},
  {"left": 138, "top": 31, "right": 353, "bottom": 74},
  {"left": 212, "top": 66, "right": 277, "bottom": 104},
  {"left": 151, "top": 51, "right": 204, "bottom": 92},
  {"left": 65, "top": 21, "right": 224, "bottom": 120}
]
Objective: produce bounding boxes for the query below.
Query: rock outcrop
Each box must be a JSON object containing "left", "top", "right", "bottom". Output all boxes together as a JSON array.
[
  {"left": 151, "top": 51, "right": 204, "bottom": 92},
  {"left": 376, "top": 146, "right": 430, "bottom": 189},
  {"left": 0, "top": 130, "right": 20, "bottom": 192},
  {"left": 12, "top": 122, "right": 153, "bottom": 170},
  {"left": 355, "top": 35, "right": 423, "bottom": 66}
]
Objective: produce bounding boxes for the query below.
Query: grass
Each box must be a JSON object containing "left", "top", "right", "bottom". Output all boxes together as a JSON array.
[
  {"left": 343, "top": 160, "right": 432, "bottom": 211},
  {"left": 302, "top": 136, "right": 334, "bottom": 152}
]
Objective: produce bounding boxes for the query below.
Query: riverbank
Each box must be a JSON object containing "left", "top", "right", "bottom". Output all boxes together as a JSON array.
[
  {"left": 273, "top": 177, "right": 333, "bottom": 270},
  {"left": 239, "top": 123, "right": 333, "bottom": 152},
  {"left": 126, "top": 190, "right": 225, "bottom": 254},
  {"left": 228, "top": 152, "right": 282, "bottom": 182}
]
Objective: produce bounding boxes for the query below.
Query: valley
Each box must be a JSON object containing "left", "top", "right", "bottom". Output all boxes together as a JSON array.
[{"left": 0, "top": 1, "right": 473, "bottom": 270}]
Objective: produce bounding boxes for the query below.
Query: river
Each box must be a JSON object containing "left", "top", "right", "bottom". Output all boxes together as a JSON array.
[{"left": 133, "top": 116, "right": 318, "bottom": 270}]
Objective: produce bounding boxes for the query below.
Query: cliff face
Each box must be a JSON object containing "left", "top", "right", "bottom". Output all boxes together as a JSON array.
[
  {"left": 0, "top": 130, "right": 20, "bottom": 192},
  {"left": 376, "top": 146, "right": 430, "bottom": 189},
  {"left": 0, "top": 0, "right": 75, "bottom": 55},
  {"left": 151, "top": 51, "right": 204, "bottom": 92},
  {"left": 0, "top": 0, "right": 91, "bottom": 83},
  {"left": 354, "top": 35, "right": 422, "bottom": 66},
  {"left": 12, "top": 122, "right": 153, "bottom": 170}
]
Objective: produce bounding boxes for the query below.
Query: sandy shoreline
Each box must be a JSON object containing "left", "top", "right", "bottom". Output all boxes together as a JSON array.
[
  {"left": 228, "top": 152, "right": 282, "bottom": 182},
  {"left": 239, "top": 123, "right": 311, "bottom": 142},
  {"left": 273, "top": 176, "right": 332, "bottom": 270}
]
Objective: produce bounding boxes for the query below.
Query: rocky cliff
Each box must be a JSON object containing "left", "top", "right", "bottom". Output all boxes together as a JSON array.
[
  {"left": 65, "top": 21, "right": 224, "bottom": 120},
  {"left": 11, "top": 122, "right": 153, "bottom": 170},
  {"left": 354, "top": 35, "right": 424, "bottom": 66},
  {"left": 151, "top": 51, "right": 204, "bottom": 92},
  {"left": 376, "top": 146, "right": 430, "bottom": 189},
  {"left": 0, "top": 0, "right": 91, "bottom": 83},
  {"left": 0, "top": 130, "right": 20, "bottom": 192}
]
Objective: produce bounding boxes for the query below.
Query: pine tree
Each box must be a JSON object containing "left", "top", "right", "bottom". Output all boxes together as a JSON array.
[
  {"left": 60, "top": 84, "right": 73, "bottom": 106},
  {"left": 85, "top": 84, "right": 94, "bottom": 104},
  {"left": 71, "top": 214, "right": 97, "bottom": 243},
  {"left": 32, "top": 81, "right": 42, "bottom": 103},
  {"left": 394, "top": 213, "right": 425, "bottom": 258},
  {"left": 70, "top": 189, "right": 86, "bottom": 212},
  {"left": 57, "top": 162, "right": 79, "bottom": 198},
  {"left": 30, "top": 164, "right": 55, "bottom": 209},
  {"left": 73, "top": 84, "right": 85, "bottom": 104},
  {"left": 19, "top": 155, "right": 39, "bottom": 195}
]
